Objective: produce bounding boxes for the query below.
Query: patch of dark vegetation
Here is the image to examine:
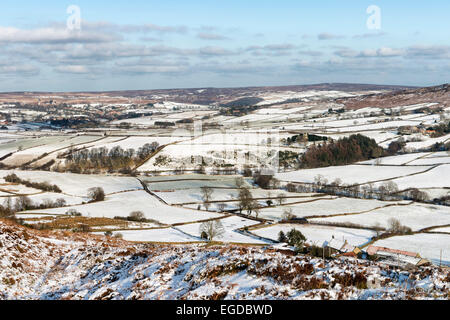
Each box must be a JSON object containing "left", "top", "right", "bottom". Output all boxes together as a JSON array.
[
  {"left": 427, "top": 121, "right": 450, "bottom": 138},
  {"left": 299, "top": 134, "right": 383, "bottom": 169},
  {"left": 220, "top": 97, "right": 264, "bottom": 108},
  {"left": 4, "top": 173, "right": 62, "bottom": 193},
  {"left": 114, "top": 211, "right": 161, "bottom": 225},
  {"left": 286, "top": 133, "right": 328, "bottom": 145},
  {"left": 332, "top": 272, "right": 368, "bottom": 290}
]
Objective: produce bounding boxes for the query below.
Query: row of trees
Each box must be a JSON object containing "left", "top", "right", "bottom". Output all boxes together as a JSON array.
[
  {"left": 0, "top": 196, "right": 68, "bottom": 220},
  {"left": 288, "top": 175, "right": 435, "bottom": 203},
  {"left": 0, "top": 187, "right": 105, "bottom": 222},
  {"left": 200, "top": 177, "right": 291, "bottom": 218},
  {"left": 63, "top": 143, "right": 159, "bottom": 173},
  {"left": 5, "top": 173, "right": 62, "bottom": 193}
]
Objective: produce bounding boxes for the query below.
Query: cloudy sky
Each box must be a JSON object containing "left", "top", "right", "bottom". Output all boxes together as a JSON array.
[{"left": 0, "top": 0, "right": 449, "bottom": 92}]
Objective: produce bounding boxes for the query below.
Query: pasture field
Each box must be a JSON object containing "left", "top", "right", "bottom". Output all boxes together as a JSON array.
[
  {"left": 252, "top": 224, "right": 376, "bottom": 247},
  {"left": 310, "top": 203, "right": 450, "bottom": 231}
]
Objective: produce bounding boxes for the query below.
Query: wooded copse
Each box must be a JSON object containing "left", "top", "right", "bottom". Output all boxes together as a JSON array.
[
  {"left": 61, "top": 142, "right": 160, "bottom": 173},
  {"left": 299, "top": 134, "right": 383, "bottom": 169}
]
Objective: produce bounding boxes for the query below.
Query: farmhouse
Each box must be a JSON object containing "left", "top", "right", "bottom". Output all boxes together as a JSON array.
[
  {"left": 366, "top": 246, "right": 431, "bottom": 269},
  {"left": 398, "top": 125, "right": 421, "bottom": 135},
  {"left": 323, "top": 239, "right": 361, "bottom": 257}
]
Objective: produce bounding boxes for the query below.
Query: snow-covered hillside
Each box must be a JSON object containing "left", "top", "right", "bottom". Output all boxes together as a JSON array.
[{"left": 0, "top": 220, "right": 448, "bottom": 300}]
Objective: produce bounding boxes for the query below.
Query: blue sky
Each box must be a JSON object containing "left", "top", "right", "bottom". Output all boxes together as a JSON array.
[{"left": 0, "top": 0, "right": 448, "bottom": 91}]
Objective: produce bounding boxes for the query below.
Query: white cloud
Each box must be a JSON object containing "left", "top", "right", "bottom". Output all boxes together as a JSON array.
[
  {"left": 55, "top": 65, "right": 89, "bottom": 74},
  {"left": 0, "top": 26, "right": 120, "bottom": 44}
]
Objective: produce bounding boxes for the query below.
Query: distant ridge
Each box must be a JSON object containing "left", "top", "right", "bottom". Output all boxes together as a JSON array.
[
  {"left": 340, "top": 83, "right": 449, "bottom": 110},
  {"left": 0, "top": 83, "right": 416, "bottom": 95}
]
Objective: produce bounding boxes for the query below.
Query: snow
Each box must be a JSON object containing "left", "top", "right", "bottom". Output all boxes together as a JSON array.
[
  {"left": 24, "top": 190, "right": 223, "bottom": 225},
  {"left": 431, "top": 226, "right": 450, "bottom": 233},
  {"left": 257, "top": 198, "right": 403, "bottom": 221},
  {"left": 384, "top": 164, "right": 450, "bottom": 189},
  {"left": 252, "top": 224, "right": 376, "bottom": 247},
  {"left": 145, "top": 177, "right": 253, "bottom": 191},
  {"left": 407, "top": 156, "right": 450, "bottom": 166},
  {"left": 17, "top": 192, "right": 84, "bottom": 206},
  {"left": 139, "top": 143, "right": 292, "bottom": 171},
  {"left": 98, "top": 228, "right": 199, "bottom": 243},
  {"left": 324, "top": 131, "right": 399, "bottom": 144},
  {"left": 0, "top": 135, "right": 67, "bottom": 158},
  {"left": 178, "top": 132, "right": 288, "bottom": 146},
  {"left": 0, "top": 170, "right": 143, "bottom": 197},
  {"left": 359, "top": 153, "right": 430, "bottom": 165},
  {"left": 0, "top": 221, "right": 449, "bottom": 300},
  {"left": 325, "top": 121, "right": 428, "bottom": 132},
  {"left": 176, "top": 216, "right": 268, "bottom": 244},
  {"left": 405, "top": 134, "right": 450, "bottom": 151},
  {"left": 276, "top": 165, "right": 431, "bottom": 186},
  {"left": 153, "top": 187, "right": 307, "bottom": 205},
  {"left": 2, "top": 135, "right": 100, "bottom": 166},
  {"left": 310, "top": 203, "right": 450, "bottom": 231}
]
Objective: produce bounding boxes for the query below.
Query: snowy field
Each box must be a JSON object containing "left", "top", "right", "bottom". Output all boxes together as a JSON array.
[
  {"left": 408, "top": 156, "right": 450, "bottom": 166},
  {"left": 139, "top": 143, "right": 296, "bottom": 171},
  {"left": 257, "top": 198, "right": 403, "bottom": 221},
  {"left": 153, "top": 188, "right": 308, "bottom": 205},
  {"left": 177, "top": 132, "right": 290, "bottom": 146},
  {"left": 430, "top": 226, "right": 450, "bottom": 233},
  {"left": 0, "top": 135, "right": 68, "bottom": 159},
  {"left": 404, "top": 134, "right": 450, "bottom": 151},
  {"left": 276, "top": 165, "right": 431, "bottom": 185},
  {"left": 310, "top": 203, "right": 450, "bottom": 231},
  {"left": 325, "top": 120, "right": 427, "bottom": 132},
  {"left": 0, "top": 170, "right": 142, "bottom": 196},
  {"left": 99, "top": 228, "right": 199, "bottom": 243},
  {"left": 24, "top": 190, "right": 223, "bottom": 225},
  {"left": 145, "top": 177, "right": 253, "bottom": 191},
  {"left": 0, "top": 179, "right": 42, "bottom": 195},
  {"left": 12, "top": 192, "right": 84, "bottom": 206},
  {"left": 381, "top": 164, "right": 450, "bottom": 190},
  {"left": 1, "top": 135, "right": 100, "bottom": 166},
  {"left": 324, "top": 131, "right": 399, "bottom": 144},
  {"left": 252, "top": 224, "right": 376, "bottom": 247},
  {"left": 359, "top": 153, "right": 430, "bottom": 165},
  {"left": 176, "top": 216, "right": 268, "bottom": 244}
]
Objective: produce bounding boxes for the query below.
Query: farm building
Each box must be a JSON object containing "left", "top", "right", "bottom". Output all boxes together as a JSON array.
[
  {"left": 366, "top": 246, "right": 431, "bottom": 269},
  {"left": 323, "top": 239, "right": 362, "bottom": 257}
]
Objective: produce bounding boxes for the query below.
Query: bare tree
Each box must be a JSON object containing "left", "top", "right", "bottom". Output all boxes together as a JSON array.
[
  {"left": 234, "top": 177, "right": 245, "bottom": 189},
  {"left": 199, "top": 220, "right": 225, "bottom": 241},
  {"left": 200, "top": 186, "right": 214, "bottom": 211},
  {"left": 55, "top": 198, "right": 67, "bottom": 207},
  {"left": 281, "top": 208, "right": 295, "bottom": 221},
  {"left": 88, "top": 187, "right": 105, "bottom": 202},
  {"left": 314, "top": 174, "right": 327, "bottom": 189},
  {"left": 217, "top": 203, "right": 227, "bottom": 212},
  {"left": 408, "top": 188, "right": 430, "bottom": 202},
  {"left": 276, "top": 193, "right": 287, "bottom": 206},
  {"left": 14, "top": 196, "right": 33, "bottom": 212},
  {"left": 42, "top": 198, "right": 55, "bottom": 209},
  {"left": 253, "top": 203, "right": 261, "bottom": 219},
  {"left": 237, "top": 187, "right": 253, "bottom": 214},
  {"left": 387, "top": 218, "right": 411, "bottom": 234},
  {"left": 129, "top": 211, "right": 145, "bottom": 222}
]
